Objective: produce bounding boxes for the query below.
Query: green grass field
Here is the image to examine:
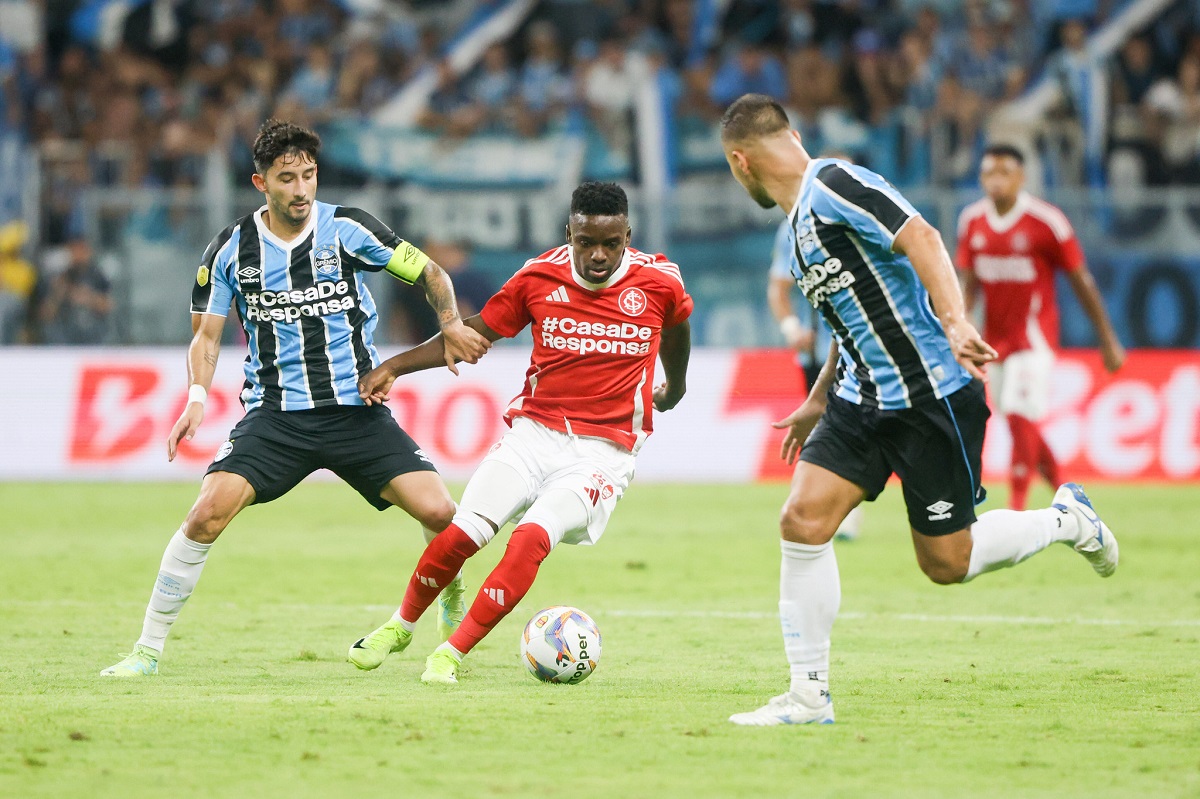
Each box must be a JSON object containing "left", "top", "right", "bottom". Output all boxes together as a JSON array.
[{"left": 1, "top": 481, "right": 1198, "bottom": 798}]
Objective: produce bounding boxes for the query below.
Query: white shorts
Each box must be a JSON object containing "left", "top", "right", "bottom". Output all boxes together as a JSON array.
[
  {"left": 456, "top": 417, "right": 636, "bottom": 548},
  {"left": 990, "top": 348, "right": 1054, "bottom": 420}
]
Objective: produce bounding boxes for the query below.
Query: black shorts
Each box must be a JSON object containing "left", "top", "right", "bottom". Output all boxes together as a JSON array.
[
  {"left": 799, "top": 380, "right": 990, "bottom": 536},
  {"left": 206, "top": 404, "right": 437, "bottom": 511}
]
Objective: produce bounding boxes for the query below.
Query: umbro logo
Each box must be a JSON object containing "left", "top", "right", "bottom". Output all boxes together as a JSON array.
[
  {"left": 927, "top": 500, "right": 954, "bottom": 521},
  {"left": 238, "top": 266, "right": 262, "bottom": 281},
  {"left": 484, "top": 587, "right": 506, "bottom": 607},
  {"left": 545, "top": 286, "right": 570, "bottom": 303}
]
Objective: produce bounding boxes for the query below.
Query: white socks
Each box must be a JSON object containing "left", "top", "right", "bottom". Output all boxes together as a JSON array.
[
  {"left": 136, "top": 528, "right": 212, "bottom": 653},
  {"left": 964, "top": 507, "right": 1077, "bottom": 581},
  {"left": 779, "top": 540, "right": 840, "bottom": 696}
]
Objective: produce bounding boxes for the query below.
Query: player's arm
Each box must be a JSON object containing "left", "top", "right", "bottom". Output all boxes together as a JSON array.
[
  {"left": 773, "top": 340, "right": 839, "bottom": 465},
  {"left": 359, "top": 315, "right": 503, "bottom": 406},
  {"left": 167, "top": 312, "right": 226, "bottom": 462},
  {"left": 1064, "top": 266, "right": 1125, "bottom": 373},
  {"left": 653, "top": 319, "right": 691, "bottom": 412},
  {"left": 414, "top": 259, "right": 492, "bottom": 374},
  {"left": 894, "top": 217, "right": 997, "bottom": 380},
  {"left": 768, "top": 274, "right": 815, "bottom": 352}
]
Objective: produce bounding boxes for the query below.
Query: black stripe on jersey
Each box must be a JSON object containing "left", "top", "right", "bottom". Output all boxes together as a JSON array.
[
  {"left": 816, "top": 164, "right": 912, "bottom": 236},
  {"left": 338, "top": 244, "right": 377, "bottom": 377},
  {"left": 238, "top": 219, "right": 282, "bottom": 409},
  {"left": 334, "top": 206, "right": 402, "bottom": 248},
  {"left": 191, "top": 222, "right": 236, "bottom": 314},
  {"left": 818, "top": 221, "right": 931, "bottom": 403},
  {"left": 288, "top": 233, "right": 337, "bottom": 406}
]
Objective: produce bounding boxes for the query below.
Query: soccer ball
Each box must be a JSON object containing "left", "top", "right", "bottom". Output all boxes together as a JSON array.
[{"left": 520, "top": 606, "right": 602, "bottom": 684}]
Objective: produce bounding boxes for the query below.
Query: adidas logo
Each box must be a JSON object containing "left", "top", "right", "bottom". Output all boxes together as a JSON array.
[
  {"left": 544, "top": 286, "right": 570, "bottom": 303},
  {"left": 484, "top": 587, "right": 506, "bottom": 607},
  {"left": 418, "top": 574, "right": 439, "bottom": 589}
]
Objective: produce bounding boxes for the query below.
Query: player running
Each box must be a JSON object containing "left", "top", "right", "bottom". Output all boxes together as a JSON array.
[
  {"left": 346, "top": 182, "right": 692, "bottom": 684},
  {"left": 100, "top": 120, "right": 490, "bottom": 676},
  {"left": 957, "top": 145, "right": 1124, "bottom": 510},
  {"left": 720, "top": 94, "right": 1119, "bottom": 726}
]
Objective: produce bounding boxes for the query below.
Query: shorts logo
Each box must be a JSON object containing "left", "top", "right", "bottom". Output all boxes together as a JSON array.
[
  {"left": 196, "top": 265, "right": 209, "bottom": 287},
  {"left": 214, "top": 440, "right": 234, "bottom": 462},
  {"left": 926, "top": 500, "right": 954, "bottom": 521},
  {"left": 618, "top": 287, "right": 647, "bottom": 317},
  {"left": 315, "top": 245, "right": 340, "bottom": 276},
  {"left": 415, "top": 448, "right": 433, "bottom": 464},
  {"left": 586, "top": 472, "right": 614, "bottom": 506}
]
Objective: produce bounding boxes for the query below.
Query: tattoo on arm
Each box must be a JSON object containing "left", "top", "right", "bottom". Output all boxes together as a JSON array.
[{"left": 421, "top": 262, "right": 460, "bottom": 326}]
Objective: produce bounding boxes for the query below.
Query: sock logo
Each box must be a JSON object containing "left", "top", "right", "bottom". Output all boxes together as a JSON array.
[
  {"left": 926, "top": 500, "right": 954, "bottom": 521},
  {"left": 484, "top": 587, "right": 505, "bottom": 607},
  {"left": 418, "top": 574, "right": 439, "bottom": 589}
]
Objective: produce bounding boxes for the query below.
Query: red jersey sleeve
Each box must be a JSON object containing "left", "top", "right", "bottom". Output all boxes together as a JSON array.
[
  {"left": 647, "top": 253, "right": 693, "bottom": 327},
  {"left": 480, "top": 271, "right": 532, "bottom": 337},
  {"left": 954, "top": 212, "right": 975, "bottom": 272},
  {"left": 1051, "top": 229, "right": 1086, "bottom": 273}
]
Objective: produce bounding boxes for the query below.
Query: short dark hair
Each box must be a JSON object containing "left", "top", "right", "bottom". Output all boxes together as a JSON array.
[
  {"left": 983, "top": 143, "right": 1025, "bottom": 165},
  {"left": 720, "top": 93, "right": 789, "bottom": 143},
  {"left": 570, "top": 181, "right": 628, "bottom": 217},
  {"left": 252, "top": 119, "right": 321, "bottom": 174}
]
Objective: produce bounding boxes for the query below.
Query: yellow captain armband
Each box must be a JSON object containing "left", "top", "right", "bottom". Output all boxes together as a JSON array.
[{"left": 384, "top": 241, "right": 430, "bottom": 284}]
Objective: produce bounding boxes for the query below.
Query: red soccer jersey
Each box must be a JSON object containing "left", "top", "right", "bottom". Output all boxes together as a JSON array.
[
  {"left": 955, "top": 192, "right": 1085, "bottom": 359},
  {"left": 480, "top": 245, "right": 693, "bottom": 453}
]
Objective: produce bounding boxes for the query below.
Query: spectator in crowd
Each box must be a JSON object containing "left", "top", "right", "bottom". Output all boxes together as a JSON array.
[
  {"left": 583, "top": 36, "right": 640, "bottom": 158},
  {"left": 390, "top": 239, "right": 495, "bottom": 345},
  {"left": 0, "top": 220, "right": 36, "bottom": 343},
  {"left": 709, "top": 40, "right": 787, "bottom": 107},
  {"left": 36, "top": 237, "right": 113, "bottom": 345},
  {"left": 515, "top": 21, "right": 572, "bottom": 136}
]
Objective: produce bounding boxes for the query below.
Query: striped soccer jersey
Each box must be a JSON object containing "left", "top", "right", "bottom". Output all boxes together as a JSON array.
[
  {"left": 191, "top": 201, "right": 422, "bottom": 411},
  {"left": 788, "top": 158, "right": 972, "bottom": 409}
]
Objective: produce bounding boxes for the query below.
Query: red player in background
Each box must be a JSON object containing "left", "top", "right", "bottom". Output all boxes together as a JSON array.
[
  {"left": 347, "top": 181, "right": 693, "bottom": 684},
  {"left": 957, "top": 144, "right": 1125, "bottom": 510}
]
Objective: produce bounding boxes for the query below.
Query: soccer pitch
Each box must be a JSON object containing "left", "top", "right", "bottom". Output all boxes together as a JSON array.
[{"left": 1, "top": 482, "right": 1197, "bottom": 798}]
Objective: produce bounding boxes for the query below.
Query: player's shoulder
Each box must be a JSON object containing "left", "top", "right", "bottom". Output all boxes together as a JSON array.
[
  {"left": 515, "top": 245, "right": 573, "bottom": 276},
  {"left": 956, "top": 197, "right": 991, "bottom": 234},
  {"left": 1021, "top": 195, "right": 1075, "bottom": 240},
  {"left": 202, "top": 216, "right": 248, "bottom": 267},
  {"left": 626, "top": 247, "right": 685, "bottom": 290}
]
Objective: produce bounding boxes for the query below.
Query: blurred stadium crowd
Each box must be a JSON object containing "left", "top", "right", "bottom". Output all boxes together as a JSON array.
[{"left": 1, "top": 0, "right": 1199, "bottom": 345}]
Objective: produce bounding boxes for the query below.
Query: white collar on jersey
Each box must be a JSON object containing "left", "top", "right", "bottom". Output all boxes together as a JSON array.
[
  {"left": 254, "top": 203, "right": 318, "bottom": 251},
  {"left": 569, "top": 246, "right": 632, "bottom": 291},
  {"left": 984, "top": 191, "right": 1031, "bottom": 233}
]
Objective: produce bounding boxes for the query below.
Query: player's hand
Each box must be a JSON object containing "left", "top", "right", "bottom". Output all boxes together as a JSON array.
[
  {"left": 358, "top": 365, "right": 398, "bottom": 406},
  {"left": 1101, "top": 339, "right": 1126, "bottom": 373},
  {"left": 944, "top": 318, "right": 997, "bottom": 381},
  {"left": 440, "top": 319, "right": 491, "bottom": 375},
  {"left": 653, "top": 382, "right": 685, "bottom": 412},
  {"left": 772, "top": 399, "right": 825, "bottom": 465},
  {"left": 784, "top": 326, "right": 815, "bottom": 353},
  {"left": 167, "top": 403, "right": 205, "bottom": 462}
]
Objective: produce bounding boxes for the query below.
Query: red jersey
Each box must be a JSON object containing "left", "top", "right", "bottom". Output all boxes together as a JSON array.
[
  {"left": 480, "top": 245, "right": 693, "bottom": 453},
  {"left": 955, "top": 192, "right": 1084, "bottom": 359}
]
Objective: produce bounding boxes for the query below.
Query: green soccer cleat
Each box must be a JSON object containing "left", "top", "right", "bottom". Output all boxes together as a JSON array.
[
  {"left": 100, "top": 644, "right": 160, "bottom": 677},
  {"left": 348, "top": 620, "right": 412, "bottom": 671},
  {"left": 420, "top": 648, "right": 461, "bottom": 684},
  {"left": 437, "top": 575, "right": 468, "bottom": 642}
]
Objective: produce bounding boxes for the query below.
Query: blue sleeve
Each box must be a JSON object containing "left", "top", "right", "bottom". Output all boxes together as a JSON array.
[
  {"left": 811, "top": 162, "right": 919, "bottom": 251},
  {"left": 191, "top": 225, "right": 238, "bottom": 316},
  {"left": 333, "top": 207, "right": 403, "bottom": 271},
  {"left": 768, "top": 221, "right": 797, "bottom": 279}
]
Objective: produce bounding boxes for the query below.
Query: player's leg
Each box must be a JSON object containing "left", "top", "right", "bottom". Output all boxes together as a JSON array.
[
  {"left": 731, "top": 397, "right": 885, "bottom": 726},
  {"left": 423, "top": 431, "right": 634, "bottom": 684},
  {"left": 100, "top": 471, "right": 256, "bottom": 676},
  {"left": 997, "top": 351, "right": 1038, "bottom": 510},
  {"left": 347, "top": 423, "right": 540, "bottom": 670}
]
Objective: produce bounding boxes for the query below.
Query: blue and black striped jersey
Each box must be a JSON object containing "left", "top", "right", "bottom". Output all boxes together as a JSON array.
[
  {"left": 788, "top": 159, "right": 972, "bottom": 409},
  {"left": 191, "top": 201, "right": 418, "bottom": 411}
]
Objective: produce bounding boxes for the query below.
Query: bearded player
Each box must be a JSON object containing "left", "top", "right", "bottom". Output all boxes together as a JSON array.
[
  {"left": 957, "top": 145, "right": 1124, "bottom": 510},
  {"left": 346, "top": 182, "right": 692, "bottom": 684}
]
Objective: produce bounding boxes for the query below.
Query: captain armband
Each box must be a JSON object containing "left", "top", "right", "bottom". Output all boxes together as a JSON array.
[{"left": 384, "top": 241, "right": 431, "bottom": 284}]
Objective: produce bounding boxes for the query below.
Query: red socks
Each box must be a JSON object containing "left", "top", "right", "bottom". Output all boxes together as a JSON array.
[
  {"left": 448, "top": 523, "right": 553, "bottom": 656},
  {"left": 399, "top": 523, "right": 480, "bottom": 624},
  {"left": 1008, "top": 415, "right": 1059, "bottom": 510}
]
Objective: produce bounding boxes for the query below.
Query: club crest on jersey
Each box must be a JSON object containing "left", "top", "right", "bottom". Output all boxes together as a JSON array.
[
  {"left": 618, "top": 287, "right": 647, "bottom": 317},
  {"left": 1011, "top": 232, "right": 1029, "bottom": 252},
  {"left": 314, "top": 245, "right": 340, "bottom": 276},
  {"left": 196, "top": 265, "right": 209, "bottom": 287}
]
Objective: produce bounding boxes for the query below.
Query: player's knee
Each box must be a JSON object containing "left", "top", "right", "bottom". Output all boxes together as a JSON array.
[
  {"left": 779, "top": 499, "right": 836, "bottom": 545},
  {"left": 182, "top": 500, "right": 232, "bottom": 544},
  {"left": 416, "top": 499, "right": 457, "bottom": 534},
  {"left": 919, "top": 557, "right": 968, "bottom": 585}
]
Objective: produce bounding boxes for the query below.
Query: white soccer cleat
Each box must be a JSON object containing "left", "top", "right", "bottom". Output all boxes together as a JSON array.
[
  {"left": 729, "top": 689, "right": 834, "bottom": 726},
  {"left": 1053, "top": 482, "right": 1119, "bottom": 578}
]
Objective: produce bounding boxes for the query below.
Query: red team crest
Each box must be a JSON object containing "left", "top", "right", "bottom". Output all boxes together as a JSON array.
[{"left": 618, "top": 287, "right": 647, "bottom": 317}]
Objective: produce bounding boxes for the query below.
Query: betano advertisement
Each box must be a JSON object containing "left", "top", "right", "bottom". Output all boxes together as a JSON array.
[{"left": 0, "top": 348, "right": 1196, "bottom": 483}]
